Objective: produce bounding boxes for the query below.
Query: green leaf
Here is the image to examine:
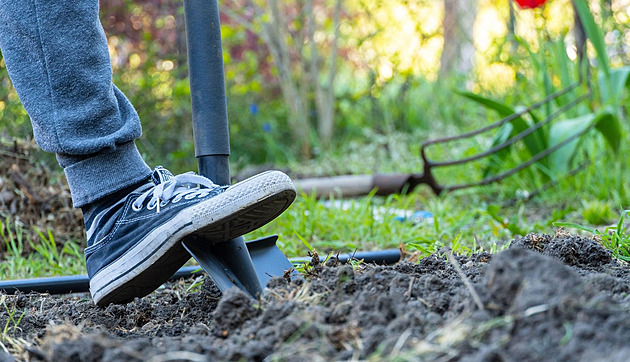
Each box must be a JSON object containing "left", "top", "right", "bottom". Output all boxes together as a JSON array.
[
  {"left": 553, "top": 221, "right": 595, "bottom": 234},
  {"left": 574, "top": 0, "right": 610, "bottom": 78},
  {"left": 593, "top": 107, "right": 621, "bottom": 152},
  {"left": 456, "top": 91, "right": 514, "bottom": 117},
  {"left": 511, "top": 106, "right": 548, "bottom": 162},
  {"left": 548, "top": 108, "right": 620, "bottom": 174},
  {"left": 457, "top": 92, "right": 548, "bottom": 158},
  {"left": 493, "top": 122, "right": 514, "bottom": 146},
  {"left": 554, "top": 39, "right": 572, "bottom": 91},
  {"left": 538, "top": 49, "right": 554, "bottom": 116},
  {"left": 483, "top": 123, "right": 514, "bottom": 177},
  {"left": 456, "top": 91, "right": 521, "bottom": 176},
  {"left": 553, "top": 39, "right": 578, "bottom": 117},
  {"left": 294, "top": 230, "right": 314, "bottom": 251},
  {"left": 548, "top": 113, "right": 595, "bottom": 174},
  {"left": 600, "top": 66, "right": 630, "bottom": 104}
]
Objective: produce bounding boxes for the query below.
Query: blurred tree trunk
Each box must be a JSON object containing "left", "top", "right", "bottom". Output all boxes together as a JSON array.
[
  {"left": 223, "top": 0, "right": 342, "bottom": 158},
  {"left": 265, "top": 0, "right": 312, "bottom": 158},
  {"left": 439, "top": 0, "right": 478, "bottom": 79},
  {"left": 308, "top": 0, "right": 342, "bottom": 146}
]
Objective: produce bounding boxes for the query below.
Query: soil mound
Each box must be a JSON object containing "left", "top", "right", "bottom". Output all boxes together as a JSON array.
[
  {"left": 0, "top": 138, "right": 83, "bottom": 252},
  {"left": 467, "top": 247, "right": 630, "bottom": 361},
  {"left": 2, "top": 234, "right": 630, "bottom": 361},
  {"left": 511, "top": 231, "right": 612, "bottom": 268}
]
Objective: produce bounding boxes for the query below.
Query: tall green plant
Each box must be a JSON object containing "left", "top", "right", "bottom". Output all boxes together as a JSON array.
[
  {"left": 573, "top": 0, "right": 630, "bottom": 107},
  {"left": 457, "top": 1, "right": 627, "bottom": 182},
  {"left": 459, "top": 84, "right": 620, "bottom": 179}
]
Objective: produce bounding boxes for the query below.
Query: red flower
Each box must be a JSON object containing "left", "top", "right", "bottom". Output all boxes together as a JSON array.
[{"left": 514, "top": 0, "right": 548, "bottom": 9}]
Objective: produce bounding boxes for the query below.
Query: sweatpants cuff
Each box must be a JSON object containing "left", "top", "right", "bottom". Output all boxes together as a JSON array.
[{"left": 63, "top": 142, "right": 151, "bottom": 208}]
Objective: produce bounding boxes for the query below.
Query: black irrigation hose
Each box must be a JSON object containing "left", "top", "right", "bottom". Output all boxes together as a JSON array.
[
  {"left": 291, "top": 249, "right": 401, "bottom": 265},
  {"left": 0, "top": 249, "right": 401, "bottom": 295}
]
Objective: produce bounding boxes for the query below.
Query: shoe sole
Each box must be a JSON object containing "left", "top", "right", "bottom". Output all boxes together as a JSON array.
[{"left": 90, "top": 171, "right": 296, "bottom": 306}]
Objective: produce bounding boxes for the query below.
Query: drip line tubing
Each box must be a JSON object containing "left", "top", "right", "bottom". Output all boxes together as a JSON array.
[{"left": 0, "top": 249, "right": 401, "bottom": 295}]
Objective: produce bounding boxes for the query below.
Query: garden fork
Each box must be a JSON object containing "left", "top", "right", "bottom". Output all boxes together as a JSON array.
[{"left": 295, "top": 76, "right": 592, "bottom": 197}]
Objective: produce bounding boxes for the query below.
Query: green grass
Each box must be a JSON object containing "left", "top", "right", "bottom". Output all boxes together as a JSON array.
[
  {"left": 0, "top": 218, "right": 85, "bottom": 280},
  {"left": 555, "top": 210, "right": 630, "bottom": 262},
  {"left": 1, "top": 297, "right": 26, "bottom": 338},
  {"left": 580, "top": 200, "right": 615, "bottom": 226},
  {"left": 251, "top": 185, "right": 559, "bottom": 259},
  {"left": 2, "top": 127, "right": 630, "bottom": 280},
  {"left": 1, "top": 161, "right": 628, "bottom": 282},
  {"left": 250, "top": 126, "right": 630, "bottom": 261},
  {"left": 2, "top": 162, "right": 629, "bottom": 281}
]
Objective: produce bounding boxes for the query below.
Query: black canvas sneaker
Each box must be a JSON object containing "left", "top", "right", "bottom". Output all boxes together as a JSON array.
[{"left": 83, "top": 166, "right": 296, "bottom": 306}]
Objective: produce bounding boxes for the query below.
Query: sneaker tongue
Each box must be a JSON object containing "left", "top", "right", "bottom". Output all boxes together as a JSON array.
[{"left": 151, "top": 166, "right": 174, "bottom": 185}]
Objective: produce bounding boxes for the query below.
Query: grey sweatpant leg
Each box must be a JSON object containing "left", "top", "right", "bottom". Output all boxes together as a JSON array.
[{"left": 0, "top": 0, "right": 151, "bottom": 208}]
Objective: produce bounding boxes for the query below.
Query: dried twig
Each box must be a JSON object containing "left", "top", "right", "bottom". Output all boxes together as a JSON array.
[
  {"left": 9, "top": 165, "right": 42, "bottom": 205},
  {"left": 148, "top": 351, "right": 206, "bottom": 362},
  {"left": 0, "top": 149, "right": 29, "bottom": 160},
  {"left": 445, "top": 249, "right": 484, "bottom": 311}
]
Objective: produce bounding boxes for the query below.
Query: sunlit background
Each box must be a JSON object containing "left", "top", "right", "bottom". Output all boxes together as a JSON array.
[{"left": 1, "top": 0, "right": 628, "bottom": 172}]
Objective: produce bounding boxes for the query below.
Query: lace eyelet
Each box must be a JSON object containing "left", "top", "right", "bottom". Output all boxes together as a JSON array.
[
  {"left": 172, "top": 196, "right": 182, "bottom": 203},
  {"left": 184, "top": 194, "right": 197, "bottom": 200},
  {"left": 160, "top": 200, "right": 169, "bottom": 207},
  {"left": 132, "top": 203, "right": 143, "bottom": 211},
  {"left": 147, "top": 202, "right": 157, "bottom": 210}
]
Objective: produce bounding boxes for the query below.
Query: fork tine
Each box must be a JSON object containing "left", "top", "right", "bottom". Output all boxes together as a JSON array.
[{"left": 421, "top": 78, "right": 589, "bottom": 193}]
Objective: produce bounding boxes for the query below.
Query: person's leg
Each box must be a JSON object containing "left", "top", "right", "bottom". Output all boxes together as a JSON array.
[
  {"left": 0, "top": 0, "right": 150, "bottom": 208},
  {"left": 0, "top": 0, "right": 296, "bottom": 306}
]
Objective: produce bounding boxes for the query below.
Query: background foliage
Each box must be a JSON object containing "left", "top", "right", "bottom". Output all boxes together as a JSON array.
[{"left": 0, "top": 0, "right": 628, "bottom": 178}]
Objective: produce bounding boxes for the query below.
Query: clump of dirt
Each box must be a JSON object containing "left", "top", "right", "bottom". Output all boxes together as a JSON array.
[
  {"left": 2, "top": 233, "right": 630, "bottom": 361},
  {"left": 460, "top": 246, "right": 630, "bottom": 361},
  {"left": 0, "top": 138, "right": 83, "bottom": 252},
  {"left": 511, "top": 230, "right": 613, "bottom": 268},
  {"left": 481, "top": 247, "right": 582, "bottom": 315},
  {"left": 211, "top": 288, "right": 259, "bottom": 337}
]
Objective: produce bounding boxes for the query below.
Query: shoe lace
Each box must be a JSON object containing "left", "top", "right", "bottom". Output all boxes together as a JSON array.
[{"left": 132, "top": 173, "right": 221, "bottom": 214}]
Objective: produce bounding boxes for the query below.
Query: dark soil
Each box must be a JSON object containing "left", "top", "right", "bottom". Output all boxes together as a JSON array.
[{"left": 2, "top": 231, "right": 630, "bottom": 361}]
